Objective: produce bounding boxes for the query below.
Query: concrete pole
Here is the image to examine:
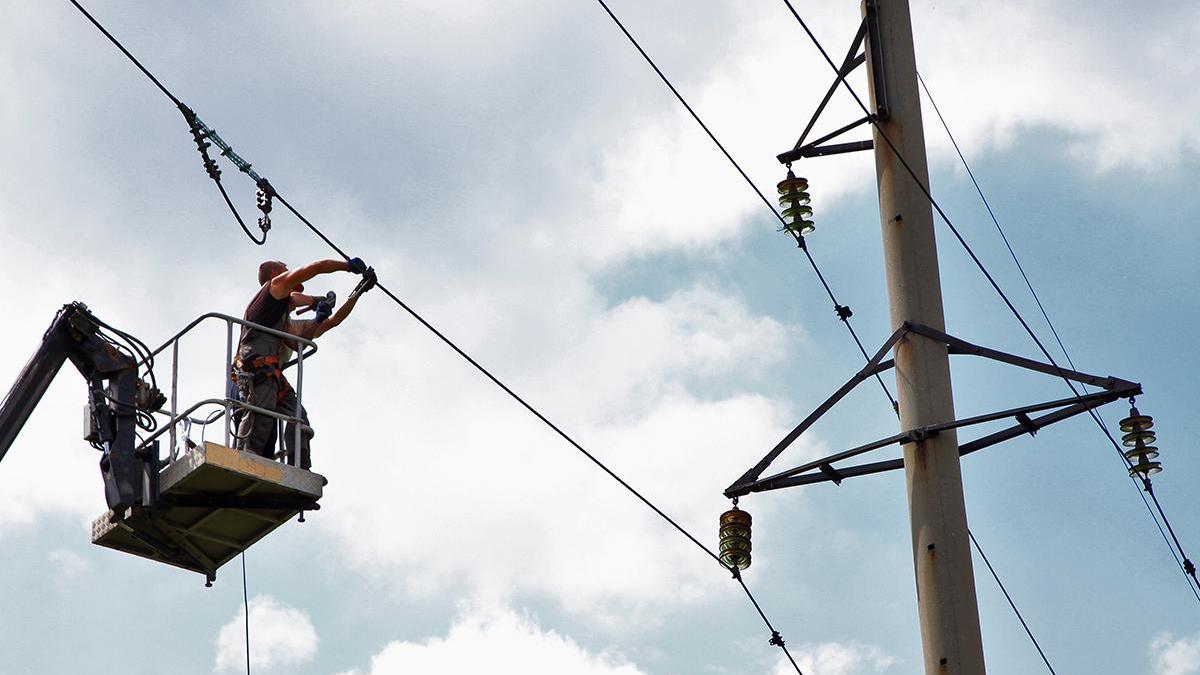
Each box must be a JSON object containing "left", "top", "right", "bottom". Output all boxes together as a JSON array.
[{"left": 861, "top": 1, "right": 987, "bottom": 672}]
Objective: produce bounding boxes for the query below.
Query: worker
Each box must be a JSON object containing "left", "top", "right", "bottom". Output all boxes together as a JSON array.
[
  {"left": 233, "top": 257, "right": 369, "bottom": 469},
  {"left": 269, "top": 272, "right": 377, "bottom": 469}
]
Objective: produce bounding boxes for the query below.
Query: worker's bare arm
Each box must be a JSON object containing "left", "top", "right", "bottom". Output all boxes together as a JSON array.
[
  {"left": 289, "top": 292, "right": 319, "bottom": 310},
  {"left": 269, "top": 260, "right": 350, "bottom": 299}
]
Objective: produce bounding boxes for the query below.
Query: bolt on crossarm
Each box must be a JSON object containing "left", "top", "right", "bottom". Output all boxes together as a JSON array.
[{"left": 862, "top": 0, "right": 986, "bottom": 672}]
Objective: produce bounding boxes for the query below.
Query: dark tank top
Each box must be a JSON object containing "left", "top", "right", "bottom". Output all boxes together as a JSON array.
[{"left": 238, "top": 283, "right": 290, "bottom": 359}]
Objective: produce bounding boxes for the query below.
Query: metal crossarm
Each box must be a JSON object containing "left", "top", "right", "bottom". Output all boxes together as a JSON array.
[
  {"left": 724, "top": 323, "right": 1141, "bottom": 497},
  {"left": 776, "top": 2, "right": 890, "bottom": 165}
]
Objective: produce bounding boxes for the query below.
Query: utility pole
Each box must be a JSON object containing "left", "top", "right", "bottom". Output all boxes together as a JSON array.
[{"left": 861, "top": 0, "right": 987, "bottom": 672}]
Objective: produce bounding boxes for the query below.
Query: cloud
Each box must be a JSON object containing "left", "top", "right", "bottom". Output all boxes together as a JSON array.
[
  {"left": 214, "top": 594, "right": 318, "bottom": 673},
  {"left": 1151, "top": 632, "right": 1200, "bottom": 675},
  {"left": 47, "top": 548, "right": 92, "bottom": 581},
  {"left": 336, "top": 605, "right": 646, "bottom": 675},
  {"left": 912, "top": 0, "right": 1200, "bottom": 172},
  {"left": 775, "top": 641, "right": 895, "bottom": 675},
  {"left": 309, "top": 276, "right": 801, "bottom": 628}
]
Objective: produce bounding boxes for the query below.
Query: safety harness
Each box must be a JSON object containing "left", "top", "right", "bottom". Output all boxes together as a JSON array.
[{"left": 230, "top": 354, "right": 293, "bottom": 403}]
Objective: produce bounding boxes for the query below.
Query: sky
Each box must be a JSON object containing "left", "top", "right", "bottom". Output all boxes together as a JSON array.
[{"left": 1, "top": 1, "right": 1198, "bottom": 673}]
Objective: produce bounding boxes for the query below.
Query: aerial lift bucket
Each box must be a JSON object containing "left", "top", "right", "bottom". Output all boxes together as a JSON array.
[{"left": 92, "top": 441, "right": 324, "bottom": 584}]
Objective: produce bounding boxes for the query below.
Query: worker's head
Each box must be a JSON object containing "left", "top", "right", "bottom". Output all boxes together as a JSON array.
[{"left": 258, "top": 260, "right": 287, "bottom": 285}]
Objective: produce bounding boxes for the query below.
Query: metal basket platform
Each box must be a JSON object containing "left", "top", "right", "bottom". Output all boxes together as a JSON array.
[{"left": 92, "top": 441, "right": 324, "bottom": 583}]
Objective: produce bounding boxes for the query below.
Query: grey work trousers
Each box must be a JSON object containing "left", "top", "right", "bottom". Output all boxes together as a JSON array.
[{"left": 234, "top": 372, "right": 313, "bottom": 469}]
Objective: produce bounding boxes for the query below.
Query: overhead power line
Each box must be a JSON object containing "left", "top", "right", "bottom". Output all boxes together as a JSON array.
[
  {"left": 777, "top": 0, "right": 1200, "bottom": 603},
  {"left": 968, "top": 529, "right": 1057, "bottom": 674},
  {"left": 915, "top": 72, "right": 1200, "bottom": 604},
  {"left": 590, "top": 0, "right": 897, "bottom": 416},
  {"left": 62, "top": 2, "right": 806, "bottom": 672}
]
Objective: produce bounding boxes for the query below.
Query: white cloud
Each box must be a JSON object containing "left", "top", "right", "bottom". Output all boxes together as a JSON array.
[
  {"left": 47, "top": 548, "right": 92, "bottom": 581},
  {"left": 565, "top": 0, "right": 1200, "bottom": 265},
  {"left": 1152, "top": 632, "right": 1200, "bottom": 675},
  {"left": 776, "top": 641, "right": 895, "bottom": 675},
  {"left": 912, "top": 0, "right": 1200, "bottom": 172},
  {"left": 214, "top": 594, "right": 318, "bottom": 673},
  {"left": 337, "top": 605, "right": 646, "bottom": 675},
  {"left": 310, "top": 276, "right": 800, "bottom": 628}
]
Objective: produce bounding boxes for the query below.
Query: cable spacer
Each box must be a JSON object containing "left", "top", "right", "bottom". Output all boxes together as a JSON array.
[
  {"left": 834, "top": 304, "right": 853, "bottom": 321},
  {"left": 769, "top": 631, "right": 785, "bottom": 647}
]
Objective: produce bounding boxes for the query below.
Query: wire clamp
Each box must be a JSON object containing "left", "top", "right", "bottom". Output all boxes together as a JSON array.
[
  {"left": 834, "top": 304, "right": 853, "bottom": 321},
  {"left": 256, "top": 178, "right": 275, "bottom": 234},
  {"left": 769, "top": 631, "right": 786, "bottom": 647}
]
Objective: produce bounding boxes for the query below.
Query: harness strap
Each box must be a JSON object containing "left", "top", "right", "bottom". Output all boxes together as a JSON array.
[{"left": 231, "top": 354, "right": 293, "bottom": 402}]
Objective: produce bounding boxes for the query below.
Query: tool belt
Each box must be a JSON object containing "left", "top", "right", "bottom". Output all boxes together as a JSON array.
[{"left": 230, "top": 354, "right": 293, "bottom": 403}]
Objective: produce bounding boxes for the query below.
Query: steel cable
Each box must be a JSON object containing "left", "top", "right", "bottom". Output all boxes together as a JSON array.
[
  {"left": 779, "top": 0, "right": 1200, "bottom": 602},
  {"left": 592, "top": 0, "right": 897, "bottom": 417},
  {"left": 967, "top": 529, "right": 1057, "bottom": 674},
  {"left": 915, "top": 72, "right": 1200, "bottom": 602},
  {"left": 63, "top": 2, "right": 806, "bottom": 670}
]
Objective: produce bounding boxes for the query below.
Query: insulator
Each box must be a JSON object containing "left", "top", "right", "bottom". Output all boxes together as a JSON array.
[
  {"left": 1124, "top": 445, "right": 1159, "bottom": 462},
  {"left": 1119, "top": 410, "right": 1153, "bottom": 433},
  {"left": 776, "top": 170, "right": 814, "bottom": 236},
  {"left": 1128, "top": 456, "right": 1162, "bottom": 477},
  {"left": 718, "top": 506, "right": 752, "bottom": 570},
  {"left": 1120, "top": 404, "right": 1162, "bottom": 477}
]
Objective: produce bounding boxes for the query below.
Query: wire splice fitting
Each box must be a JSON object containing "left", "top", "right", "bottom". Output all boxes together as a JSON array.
[{"left": 179, "top": 105, "right": 221, "bottom": 181}]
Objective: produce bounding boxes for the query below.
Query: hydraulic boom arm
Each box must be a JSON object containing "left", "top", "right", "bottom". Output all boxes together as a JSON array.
[{"left": 0, "top": 303, "right": 162, "bottom": 511}]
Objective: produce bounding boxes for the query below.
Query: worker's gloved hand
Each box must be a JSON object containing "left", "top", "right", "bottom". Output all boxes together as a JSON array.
[
  {"left": 347, "top": 257, "right": 368, "bottom": 274},
  {"left": 313, "top": 291, "right": 337, "bottom": 325},
  {"left": 352, "top": 267, "right": 378, "bottom": 297}
]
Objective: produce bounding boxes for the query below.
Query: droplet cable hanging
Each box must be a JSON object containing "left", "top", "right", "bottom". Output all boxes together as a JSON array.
[{"left": 178, "top": 103, "right": 270, "bottom": 245}]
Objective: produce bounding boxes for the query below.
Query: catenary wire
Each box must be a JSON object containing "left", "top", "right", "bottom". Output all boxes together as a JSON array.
[
  {"left": 968, "top": 529, "right": 1057, "bottom": 674},
  {"left": 779, "top": 0, "right": 1200, "bottom": 600},
  {"left": 914, "top": 71, "right": 1200, "bottom": 600},
  {"left": 62, "top": 2, "right": 806, "bottom": 670},
  {"left": 591, "top": 0, "right": 897, "bottom": 415},
  {"left": 65, "top": 0, "right": 180, "bottom": 107}
]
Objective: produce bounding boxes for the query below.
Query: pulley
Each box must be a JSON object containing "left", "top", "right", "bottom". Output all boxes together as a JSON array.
[
  {"left": 776, "top": 169, "right": 814, "bottom": 239},
  {"left": 1120, "top": 402, "right": 1161, "bottom": 477},
  {"left": 719, "top": 505, "right": 752, "bottom": 570}
]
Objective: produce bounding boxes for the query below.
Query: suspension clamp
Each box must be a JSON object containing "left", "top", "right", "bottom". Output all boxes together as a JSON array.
[{"left": 255, "top": 178, "right": 275, "bottom": 233}]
